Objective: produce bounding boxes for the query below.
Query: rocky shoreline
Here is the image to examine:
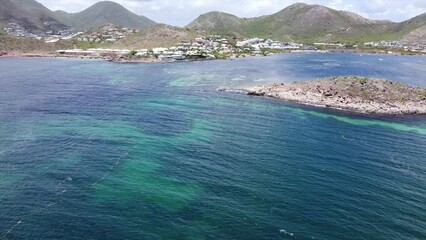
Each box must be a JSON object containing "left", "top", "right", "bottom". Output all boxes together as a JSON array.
[{"left": 222, "top": 76, "right": 426, "bottom": 115}]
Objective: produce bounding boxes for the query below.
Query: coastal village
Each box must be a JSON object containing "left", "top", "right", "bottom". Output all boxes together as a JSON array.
[
  {"left": 53, "top": 36, "right": 426, "bottom": 62},
  {"left": 363, "top": 41, "right": 426, "bottom": 53},
  {"left": 55, "top": 35, "right": 310, "bottom": 62},
  {"left": 3, "top": 22, "right": 426, "bottom": 62},
  {"left": 3, "top": 22, "right": 81, "bottom": 42},
  {"left": 76, "top": 24, "right": 139, "bottom": 43}
]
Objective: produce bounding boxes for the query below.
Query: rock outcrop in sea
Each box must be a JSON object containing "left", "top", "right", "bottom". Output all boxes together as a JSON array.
[{"left": 226, "top": 76, "right": 426, "bottom": 115}]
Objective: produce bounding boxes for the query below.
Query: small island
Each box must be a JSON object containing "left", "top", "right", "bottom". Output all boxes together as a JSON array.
[{"left": 231, "top": 76, "right": 426, "bottom": 115}]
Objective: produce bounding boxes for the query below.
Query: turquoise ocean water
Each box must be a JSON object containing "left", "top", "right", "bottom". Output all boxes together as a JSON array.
[{"left": 0, "top": 54, "right": 425, "bottom": 239}]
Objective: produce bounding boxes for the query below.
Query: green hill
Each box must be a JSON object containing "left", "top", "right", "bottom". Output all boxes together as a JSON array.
[
  {"left": 57, "top": 1, "right": 156, "bottom": 31},
  {"left": 399, "top": 13, "right": 426, "bottom": 43},
  {"left": 186, "top": 11, "right": 245, "bottom": 37},
  {"left": 0, "top": 0, "right": 156, "bottom": 33},
  {"left": 0, "top": 0, "right": 68, "bottom": 32},
  {"left": 242, "top": 3, "right": 382, "bottom": 42},
  {"left": 1, "top": 1, "right": 425, "bottom": 44},
  {"left": 113, "top": 24, "right": 201, "bottom": 49},
  {"left": 187, "top": 2, "right": 426, "bottom": 43}
]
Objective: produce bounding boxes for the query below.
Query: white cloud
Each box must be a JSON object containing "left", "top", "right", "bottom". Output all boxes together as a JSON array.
[{"left": 37, "top": 0, "right": 426, "bottom": 26}]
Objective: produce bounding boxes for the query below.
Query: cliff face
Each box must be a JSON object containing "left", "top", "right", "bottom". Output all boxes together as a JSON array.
[{"left": 242, "top": 76, "right": 426, "bottom": 115}]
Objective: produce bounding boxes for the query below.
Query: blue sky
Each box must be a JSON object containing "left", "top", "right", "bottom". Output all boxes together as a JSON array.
[{"left": 38, "top": 0, "right": 426, "bottom": 26}]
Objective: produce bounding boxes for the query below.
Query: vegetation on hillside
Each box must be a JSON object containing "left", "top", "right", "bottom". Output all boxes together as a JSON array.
[
  {"left": 0, "top": 0, "right": 156, "bottom": 33},
  {"left": 1, "top": 1, "right": 425, "bottom": 50},
  {"left": 0, "top": 35, "right": 75, "bottom": 52},
  {"left": 113, "top": 24, "right": 202, "bottom": 49},
  {"left": 0, "top": 0, "right": 68, "bottom": 33},
  {"left": 55, "top": 1, "right": 156, "bottom": 31},
  {"left": 187, "top": 3, "right": 426, "bottom": 44}
]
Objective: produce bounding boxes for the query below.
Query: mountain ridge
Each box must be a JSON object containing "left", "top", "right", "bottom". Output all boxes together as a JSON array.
[
  {"left": 186, "top": 2, "right": 426, "bottom": 43},
  {"left": 1, "top": 1, "right": 425, "bottom": 44},
  {"left": 55, "top": 1, "right": 156, "bottom": 31},
  {"left": 0, "top": 0, "right": 156, "bottom": 32},
  {"left": 0, "top": 0, "right": 68, "bottom": 33}
]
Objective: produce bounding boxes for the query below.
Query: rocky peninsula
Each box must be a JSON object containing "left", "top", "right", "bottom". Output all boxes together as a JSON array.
[{"left": 232, "top": 76, "right": 426, "bottom": 115}]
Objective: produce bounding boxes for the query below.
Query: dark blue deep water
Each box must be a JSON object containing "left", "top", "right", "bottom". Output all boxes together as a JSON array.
[{"left": 0, "top": 54, "right": 425, "bottom": 240}]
